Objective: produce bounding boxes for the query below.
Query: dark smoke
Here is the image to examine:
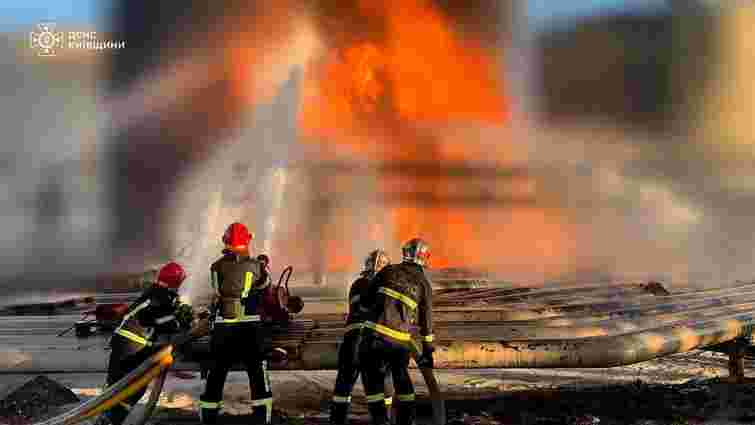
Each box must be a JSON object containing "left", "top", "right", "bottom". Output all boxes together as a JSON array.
[{"left": 530, "top": 2, "right": 755, "bottom": 288}]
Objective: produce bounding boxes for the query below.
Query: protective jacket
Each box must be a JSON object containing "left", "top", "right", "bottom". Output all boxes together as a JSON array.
[
  {"left": 345, "top": 272, "right": 372, "bottom": 330},
  {"left": 113, "top": 285, "right": 182, "bottom": 348},
  {"left": 210, "top": 252, "right": 268, "bottom": 323},
  {"left": 361, "top": 262, "right": 434, "bottom": 353}
]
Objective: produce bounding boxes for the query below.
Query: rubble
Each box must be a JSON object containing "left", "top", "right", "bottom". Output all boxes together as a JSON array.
[{"left": 0, "top": 375, "right": 79, "bottom": 423}]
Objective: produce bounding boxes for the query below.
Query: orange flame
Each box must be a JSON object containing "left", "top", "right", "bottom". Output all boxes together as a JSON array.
[
  {"left": 220, "top": 0, "right": 577, "bottom": 276},
  {"left": 299, "top": 0, "right": 508, "bottom": 149},
  {"left": 298, "top": 0, "right": 520, "bottom": 271}
]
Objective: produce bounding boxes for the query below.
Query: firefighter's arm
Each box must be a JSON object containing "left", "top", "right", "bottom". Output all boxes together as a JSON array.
[
  {"left": 419, "top": 278, "right": 434, "bottom": 351},
  {"left": 208, "top": 266, "right": 220, "bottom": 316},
  {"left": 140, "top": 292, "right": 182, "bottom": 333},
  {"left": 346, "top": 281, "right": 360, "bottom": 317},
  {"left": 360, "top": 271, "right": 384, "bottom": 322}
]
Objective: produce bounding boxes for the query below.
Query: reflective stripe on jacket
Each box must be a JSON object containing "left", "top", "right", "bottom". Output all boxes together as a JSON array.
[
  {"left": 113, "top": 285, "right": 181, "bottom": 347},
  {"left": 210, "top": 253, "right": 266, "bottom": 324},
  {"left": 360, "top": 262, "right": 434, "bottom": 353}
]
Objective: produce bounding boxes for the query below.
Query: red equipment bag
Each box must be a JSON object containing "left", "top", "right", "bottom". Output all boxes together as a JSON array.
[{"left": 263, "top": 266, "right": 294, "bottom": 322}]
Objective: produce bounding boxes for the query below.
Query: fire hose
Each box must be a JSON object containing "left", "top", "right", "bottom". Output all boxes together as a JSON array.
[
  {"left": 29, "top": 345, "right": 174, "bottom": 425},
  {"left": 32, "top": 265, "right": 301, "bottom": 425}
]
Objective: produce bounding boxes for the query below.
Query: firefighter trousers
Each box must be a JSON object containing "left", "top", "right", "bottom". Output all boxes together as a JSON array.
[
  {"left": 200, "top": 322, "right": 272, "bottom": 425},
  {"left": 330, "top": 329, "right": 393, "bottom": 425},
  {"left": 102, "top": 335, "right": 159, "bottom": 425},
  {"left": 359, "top": 333, "right": 416, "bottom": 425}
]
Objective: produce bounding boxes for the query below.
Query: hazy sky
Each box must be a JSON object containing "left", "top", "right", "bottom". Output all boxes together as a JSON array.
[{"left": 0, "top": 1, "right": 668, "bottom": 32}]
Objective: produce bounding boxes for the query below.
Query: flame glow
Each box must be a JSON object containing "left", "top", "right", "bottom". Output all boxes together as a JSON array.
[{"left": 225, "top": 0, "right": 577, "bottom": 277}]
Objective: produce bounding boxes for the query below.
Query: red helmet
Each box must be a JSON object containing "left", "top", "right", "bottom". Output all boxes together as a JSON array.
[
  {"left": 157, "top": 262, "right": 186, "bottom": 290},
  {"left": 222, "top": 222, "right": 253, "bottom": 251}
]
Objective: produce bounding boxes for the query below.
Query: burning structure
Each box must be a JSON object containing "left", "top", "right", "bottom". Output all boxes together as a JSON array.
[{"left": 103, "top": 0, "right": 583, "bottom": 298}]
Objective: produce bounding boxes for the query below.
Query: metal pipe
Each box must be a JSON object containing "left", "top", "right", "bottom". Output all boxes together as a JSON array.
[
  {"left": 177, "top": 306, "right": 755, "bottom": 371},
  {"left": 434, "top": 286, "right": 755, "bottom": 321},
  {"left": 433, "top": 282, "right": 642, "bottom": 304},
  {"left": 434, "top": 282, "right": 755, "bottom": 305},
  {"left": 435, "top": 288, "right": 755, "bottom": 322},
  {"left": 307, "top": 301, "right": 755, "bottom": 341},
  {"left": 275, "top": 311, "right": 755, "bottom": 369},
  {"left": 522, "top": 290, "right": 755, "bottom": 326}
]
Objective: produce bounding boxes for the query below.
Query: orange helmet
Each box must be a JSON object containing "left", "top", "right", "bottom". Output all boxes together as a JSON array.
[
  {"left": 156, "top": 262, "right": 186, "bottom": 290},
  {"left": 222, "top": 222, "right": 253, "bottom": 252}
]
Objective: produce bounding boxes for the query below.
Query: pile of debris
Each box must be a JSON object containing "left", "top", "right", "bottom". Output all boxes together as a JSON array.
[{"left": 0, "top": 376, "right": 79, "bottom": 424}]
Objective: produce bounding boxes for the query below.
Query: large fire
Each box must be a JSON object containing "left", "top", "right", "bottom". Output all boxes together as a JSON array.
[
  {"left": 298, "top": 0, "right": 518, "bottom": 272},
  {"left": 229, "top": 0, "right": 577, "bottom": 276}
]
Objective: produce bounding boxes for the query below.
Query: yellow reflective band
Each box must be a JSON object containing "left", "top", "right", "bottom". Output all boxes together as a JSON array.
[
  {"left": 199, "top": 400, "right": 223, "bottom": 409},
  {"left": 251, "top": 397, "right": 273, "bottom": 423},
  {"left": 379, "top": 287, "right": 417, "bottom": 310},
  {"left": 422, "top": 334, "right": 435, "bottom": 343},
  {"left": 211, "top": 272, "right": 219, "bottom": 294},
  {"left": 384, "top": 397, "right": 393, "bottom": 406},
  {"left": 115, "top": 329, "right": 152, "bottom": 346},
  {"left": 242, "top": 271, "right": 254, "bottom": 299},
  {"left": 410, "top": 340, "right": 421, "bottom": 355},
  {"left": 397, "top": 393, "right": 416, "bottom": 402},
  {"left": 154, "top": 315, "right": 175, "bottom": 325},
  {"left": 114, "top": 300, "right": 151, "bottom": 334},
  {"left": 250, "top": 397, "right": 273, "bottom": 407},
  {"left": 344, "top": 323, "right": 364, "bottom": 333},
  {"left": 363, "top": 321, "right": 411, "bottom": 341},
  {"left": 366, "top": 393, "right": 386, "bottom": 403},
  {"left": 262, "top": 360, "right": 270, "bottom": 393},
  {"left": 214, "top": 314, "right": 261, "bottom": 324},
  {"left": 332, "top": 395, "right": 352, "bottom": 403}
]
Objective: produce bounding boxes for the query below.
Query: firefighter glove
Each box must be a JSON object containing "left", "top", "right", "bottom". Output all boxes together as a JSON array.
[{"left": 176, "top": 303, "right": 194, "bottom": 329}]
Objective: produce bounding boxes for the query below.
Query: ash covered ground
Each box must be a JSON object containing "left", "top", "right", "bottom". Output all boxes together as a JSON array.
[
  {"left": 3, "top": 296, "right": 755, "bottom": 425},
  {"left": 3, "top": 352, "right": 755, "bottom": 425}
]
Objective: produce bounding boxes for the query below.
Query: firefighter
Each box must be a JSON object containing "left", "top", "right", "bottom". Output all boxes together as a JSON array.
[
  {"left": 199, "top": 222, "right": 273, "bottom": 425},
  {"left": 359, "top": 239, "right": 434, "bottom": 425},
  {"left": 97, "top": 261, "right": 188, "bottom": 425},
  {"left": 330, "top": 249, "right": 392, "bottom": 425}
]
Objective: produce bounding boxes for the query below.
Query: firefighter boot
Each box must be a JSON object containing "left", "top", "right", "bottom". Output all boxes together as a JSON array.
[
  {"left": 329, "top": 399, "right": 350, "bottom": 425},
  {"left": 367, "top": 399, "right": 389, "bottom": 425},
  {"left": 198, "top": 399, "right": 221, "bottom": 425},
  {"left": 385, "top": 396, "right": 394, "bottom": 423},
  {"left": 251, "top": 398, "right": 273, "bottom": 425},
  {"left": 395, "top": 401, "right": 416, "bottom": 425}
]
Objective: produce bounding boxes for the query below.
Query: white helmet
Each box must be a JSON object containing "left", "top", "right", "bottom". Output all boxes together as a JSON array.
[{"left": 364, "top": 249, "right": 390, "bottom": 273}]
